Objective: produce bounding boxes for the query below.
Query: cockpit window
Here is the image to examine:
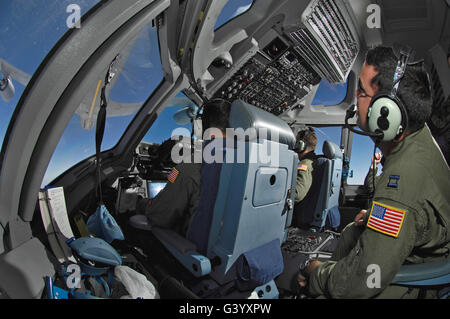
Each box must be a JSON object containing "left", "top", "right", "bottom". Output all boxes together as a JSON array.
[
  {"left": 42, "top": 22, "right": 163, "bottom": 187},
  {"left": 214, "top": 0, "right": 254, "bottom": 30},
  {"left": 0, "top": 0, "right": 101, "bottom": 147},
  {"left": 346, "top": 134, "right": 381, "bottom": 185},
  {"left": 142, "top": 92, "right": 194, "bottom": 144},
  {"left": 314, "top": 126, "right": 342, "bottom": 154},
  {"left": 312, "top": 78, "right": 348, "bottom": 106}
]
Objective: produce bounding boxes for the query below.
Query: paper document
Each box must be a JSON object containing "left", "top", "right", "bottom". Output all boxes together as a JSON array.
[{"left": 39, "top": 187, "right": 76, "bottom": 263}]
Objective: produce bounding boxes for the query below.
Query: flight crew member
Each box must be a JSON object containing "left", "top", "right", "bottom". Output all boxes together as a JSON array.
[
  {"left": 294, "top": 127, "right": 318, "bottom": 204},
  {"left": 298, "top": 46, "right": 450, "bottom": 298},
  {"left": 135, "top": 99, "right": 232, "bottom": 237}
]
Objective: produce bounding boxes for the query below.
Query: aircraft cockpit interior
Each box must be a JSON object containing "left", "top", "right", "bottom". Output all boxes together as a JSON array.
[{"left": 0, "top": 0, "right": 449, "bottom": 300}]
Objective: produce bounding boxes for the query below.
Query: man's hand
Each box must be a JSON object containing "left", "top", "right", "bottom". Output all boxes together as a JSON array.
[
  {"left": 297, "top": 260, "right": 322, "bottom": 288},
  {"left": 354, "top": 209, "right": 367, "bottom": 226},
  {"left": 371, "top": 152, "right": 382, "bottom": 168}
]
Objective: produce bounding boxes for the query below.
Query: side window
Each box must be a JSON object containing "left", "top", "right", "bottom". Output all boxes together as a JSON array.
[
  {"left": 346, "top": 134, "right": 380, "bottom": 185},
  {"left": 214, "top": 0, "right": 254, "bottom": 30},
  {"left": 313, "top": 126, "right": 342, "bottom": 154},
  {"left": 42, "top": 21, "right": 162, "bottom": 187},
  {"left": 0, "top": 0, "right": 101, "bottom": 147},
  {"left": 312, "top": 78, "right": 348, "bottom": 106},
  {"left": 142, "top": 92, "right": 194, "bottom": 144}
]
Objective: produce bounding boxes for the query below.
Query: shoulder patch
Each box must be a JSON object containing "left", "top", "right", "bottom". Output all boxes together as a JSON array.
[
  {"left": 298, "top": 164, "right": 308, "bottom": 171},
  {"left": 167, "top": 168, "right": 179, "bottom": 183},
  {"left": 367, "top": 201, "right": 406, "bottom": 238}
]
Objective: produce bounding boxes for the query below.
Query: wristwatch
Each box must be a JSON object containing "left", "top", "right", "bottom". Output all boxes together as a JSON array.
[{"left": 299, "top": 257, "right": 312, "bottom": 278}]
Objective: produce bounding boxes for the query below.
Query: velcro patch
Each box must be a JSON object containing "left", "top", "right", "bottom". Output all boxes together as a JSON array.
[
  {"left": 367, "top": 201, "right": 406, "bottom": 238},
  {"left": 298, "top": 164, "right": 308, "bottom": 171},
  {"left": 387, "top": 175, "right": 400, "bottom": 188},
  {"left": 167, "top": 168, "right": 179, "bottom": 183}
]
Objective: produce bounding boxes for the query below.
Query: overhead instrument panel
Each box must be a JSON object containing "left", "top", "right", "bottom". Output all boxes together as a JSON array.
[
  {"left": 213, "top": 39, "right": 320, "bottom": 116},
  {"left": 290, "top": 0, "right": 360, "bottom": 84}
]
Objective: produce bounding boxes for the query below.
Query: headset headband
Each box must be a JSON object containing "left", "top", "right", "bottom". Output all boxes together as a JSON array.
[
  {"left": 391, "top": 48, "right": 412, "bottom": 99},
  {"left": 196, "top": 98, "right": 231, "bottom": 120}
]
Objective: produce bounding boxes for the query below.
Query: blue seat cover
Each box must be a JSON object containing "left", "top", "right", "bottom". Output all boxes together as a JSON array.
[
  {"left": 186, "top": 161, "right": 223, "bottom": 255},
  {"left": 236, "top": 238, "right": 284, "bottom": 290}
]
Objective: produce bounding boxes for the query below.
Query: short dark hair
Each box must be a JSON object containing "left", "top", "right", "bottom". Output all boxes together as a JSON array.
[
  {"left": 297, "top": 128, "right": 317, "bottom": 151},
  {"left": 201, "top": 99, "right": 231, "bottom": 131},
  {"left": 365, "top": 46, "right": 432, "bottom": 132}
]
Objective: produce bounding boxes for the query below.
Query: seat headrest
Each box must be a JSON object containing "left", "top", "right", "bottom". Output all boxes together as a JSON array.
[
  {"left": 323, "top": 141, "right": 343, "bottom": 159},
  {"left": 228, "top": 100, "right": 296, "bottom": 149}
]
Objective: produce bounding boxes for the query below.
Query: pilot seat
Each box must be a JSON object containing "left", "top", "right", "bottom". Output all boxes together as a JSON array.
[{"left": 129, "top": 99, "right": 298, "bottom": 298}]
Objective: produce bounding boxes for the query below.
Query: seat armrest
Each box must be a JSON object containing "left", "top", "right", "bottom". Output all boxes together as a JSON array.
[
  {"left": 128, "top": 216, "right": 198, "bottom": 254},
  {"left": 129, "top": 217, "right": 211, "bottom": 277},
  {"left": 152, "top": 227, "right": 197, "bottom": 254},
  {"left": 392, "top": 259, "right": 450, "bottom": 286},
  {"left": 150, "top": 227, "right": 212, "bottom": 278}
]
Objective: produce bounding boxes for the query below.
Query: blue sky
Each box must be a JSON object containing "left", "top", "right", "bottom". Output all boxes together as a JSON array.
[{"left": 0, "top": 0, "right": 375, "bottom": 187}]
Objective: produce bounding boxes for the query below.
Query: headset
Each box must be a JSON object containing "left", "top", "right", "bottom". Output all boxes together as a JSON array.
[
  {"left": 295, "top": 126, "right": 315, "bottom": 153},
  {"left": 195, "top": 98, "right": 232, "bottom": 129},
  {"left": 345, "top": 46, "right": 414, "bottom": 142},
  {"left": 192, "top": 98, "right": 232, "bottom": 144}
]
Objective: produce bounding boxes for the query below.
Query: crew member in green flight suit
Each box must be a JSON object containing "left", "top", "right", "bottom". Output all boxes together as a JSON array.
[
  {"left": 294, "top": 127, "right": 318, "bottom": 204},
  {"left": 291, "top": 127, "right": 319, "bottom": 228},
  {"left": 298, "top": 46, "right": 450, "bottom": 298}
]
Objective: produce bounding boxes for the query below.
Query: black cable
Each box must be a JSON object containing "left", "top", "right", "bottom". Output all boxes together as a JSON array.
[
  {"left": 95, "top": 55, "right": 120, "bottom": 205},
  {"left": 371, "top": 142, "right": 378, "bottom": 200},
  {"left": 344, "top": 105, "right": 384, "bottom": 140},
  {"left": 344, "top": 105, "right": 381, "bottom": 200},
  {"left": 190, "top": 117, "right": 195, "bottom": 163}
]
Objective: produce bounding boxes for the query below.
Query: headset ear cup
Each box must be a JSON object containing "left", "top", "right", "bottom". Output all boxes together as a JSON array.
[
  {"left": 368, "top": 93, "right": 404, "bottom": 141},
  {"left": 296, "top": 140, "right": 306, "bottom": 153}
]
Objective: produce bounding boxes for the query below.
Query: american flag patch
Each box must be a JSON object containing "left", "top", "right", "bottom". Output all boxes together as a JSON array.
[
  {"left": 167, "top": 168, "right": 179, "bottom": 183},
  {"left": 298, "top": 164, "right": 308, "bottom": 171},
  {"left": 367, "top": 201, "right": 406, "bottom": 238}
]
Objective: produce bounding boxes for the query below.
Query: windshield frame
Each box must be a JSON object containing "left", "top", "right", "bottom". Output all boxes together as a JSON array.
[
  {"left": 213, "top": 0, "right": 256, "bottom": 31},
  {"left": 0, "top": 0, "right": 172, "bottom": 231}
]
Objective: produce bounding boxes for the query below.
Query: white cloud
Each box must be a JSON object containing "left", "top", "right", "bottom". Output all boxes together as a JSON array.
[{"left": 233, "top": 4, "right": 252, "bottom": 18}]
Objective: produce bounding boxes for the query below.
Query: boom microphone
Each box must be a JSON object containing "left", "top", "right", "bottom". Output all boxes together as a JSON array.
[{"left": 344, "top": 105, "right": 384, "bottom": 140}]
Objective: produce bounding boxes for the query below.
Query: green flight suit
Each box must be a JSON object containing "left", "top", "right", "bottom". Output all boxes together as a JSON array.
[
  {"left": 364, "top": 155, "right": 386, "bottom": 195},
  {"left": 295, "top": 152, "right": 317, "bottom": 204},
  {"left": 364, "top": 167, "right": 379, "bottom": 195},
  {"left": 308, "top": 125, "right": 450, "bottom": 298},
  {"left": 137, "top": 162, "right": 202, "bottom": 236}
]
